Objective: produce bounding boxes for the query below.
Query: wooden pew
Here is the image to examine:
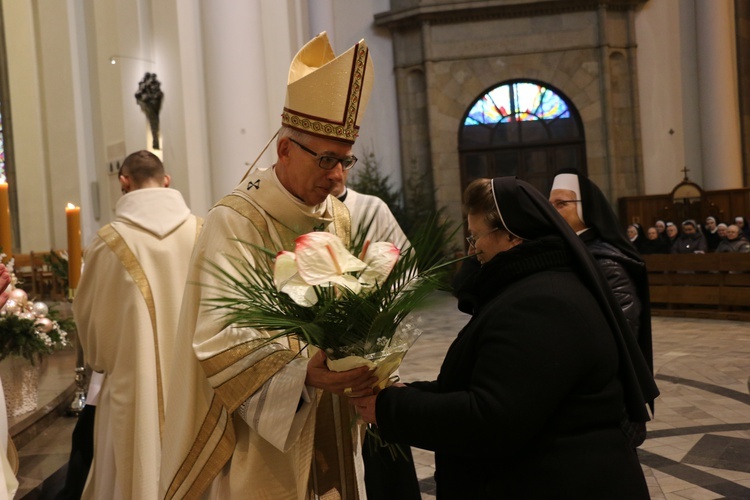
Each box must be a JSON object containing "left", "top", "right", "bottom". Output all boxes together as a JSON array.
[{"left": 643, "top": 253, "right": 750, "bottom": 321}]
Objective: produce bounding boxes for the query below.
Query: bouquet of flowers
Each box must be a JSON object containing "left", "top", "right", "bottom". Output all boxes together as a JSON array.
[
  {"left": 203, "top": 216, "right": 457, "bottom": 456},
  {"left": 205, "top": 215, "right": 455, "bottom": 382}
]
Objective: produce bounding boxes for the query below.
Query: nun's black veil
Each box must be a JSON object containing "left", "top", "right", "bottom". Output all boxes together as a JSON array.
[
  {"left": 553, "top": 168, "right": 654, "bottom": 376},
  {"left": 491, "top": 177, "right": 658, "bottom": 423}
]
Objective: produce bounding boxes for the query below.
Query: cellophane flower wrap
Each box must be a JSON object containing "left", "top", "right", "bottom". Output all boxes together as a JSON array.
[{"left": 203, "top": 216, "right": 456, "bottom": 392}]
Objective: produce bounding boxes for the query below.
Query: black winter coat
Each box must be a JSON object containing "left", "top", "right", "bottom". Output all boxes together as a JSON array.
[
  {"left": 580, "top": 232, "right": 644, "bottom": 341},
  {"left": 376, "top": 238, "right": 649, "bottom": 499}
]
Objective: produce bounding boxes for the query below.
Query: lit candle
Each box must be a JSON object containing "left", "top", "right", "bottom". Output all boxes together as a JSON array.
[
  {"left": 0, "top": 182, "right": 12, "bottom": 263},
  {"left": 66, "top": 203, "right": 82, "bottom": 290}
]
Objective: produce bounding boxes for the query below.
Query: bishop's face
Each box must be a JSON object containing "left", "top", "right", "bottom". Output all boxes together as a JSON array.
[{"left": 276, "top": 134, "right": 354, "bottom": 206}]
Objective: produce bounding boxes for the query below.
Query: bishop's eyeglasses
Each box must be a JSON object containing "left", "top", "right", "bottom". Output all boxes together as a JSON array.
[{"left": 289, "top": 138, "right": 358, "bottom": 171}]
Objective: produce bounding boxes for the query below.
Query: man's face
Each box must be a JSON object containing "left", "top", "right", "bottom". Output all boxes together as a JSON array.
[
  {"left": 705, "top": 218, "right": 716, "bottom": 231},
  {"left": 549, "top": 189, "right": 586, "bottom": 233},
  {"left": 276, "top": 134, "right": 354, "bottom": 206},
  {"left": 627, "top": 226, "right": 638, "bottom": 239},
  {"left": 647, "top": 228, "right": 658, "bottom": 240},
  {"left": 330, "top": 167, "right": 349, "bottom": 198},
  {"left": 682, "top": 224, "right": 696, "bottom": 235},
  {"left": 726, "top": 225, "right": 740, "bottom": 240}
]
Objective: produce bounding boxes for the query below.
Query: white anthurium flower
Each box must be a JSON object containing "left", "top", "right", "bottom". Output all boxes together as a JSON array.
[
  {"left": 274, "top": 251, "right": 319, "bottom": 306},
  {"left": 294, "top": 232, "right": 366, "bottom": 294},
  {"left": 358, "top": 242, "right": 400, "bottom": 287}
]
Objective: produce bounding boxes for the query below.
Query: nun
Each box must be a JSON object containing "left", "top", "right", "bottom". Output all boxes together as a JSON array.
[
  {"left": 353, "top": 177, "right": 658, "bottom": 499},
  {"left": 548, "top": 170, "right": 652, "bottom": 350}
]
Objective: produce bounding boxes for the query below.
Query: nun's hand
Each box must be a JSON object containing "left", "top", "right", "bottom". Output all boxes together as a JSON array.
[{"left": 351, "top": 394, "right": 378, "bottom": 425}]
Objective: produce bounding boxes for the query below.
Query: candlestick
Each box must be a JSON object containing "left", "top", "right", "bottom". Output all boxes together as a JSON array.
[
  {"left": 0, "top": 183, "right": 12, "bottom": 263},
  {"left": 66, "top": 203, "right": 82, "bottom": 290}
]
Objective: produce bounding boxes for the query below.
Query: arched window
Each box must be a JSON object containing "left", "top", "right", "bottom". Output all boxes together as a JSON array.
[{"left": 459, "top": 80, "right": 586, "bottom": 196}]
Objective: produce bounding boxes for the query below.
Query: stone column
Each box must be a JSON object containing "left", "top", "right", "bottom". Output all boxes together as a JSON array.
[
  {"left": 201, "top": 1, "right": 273, "bottom": 200},
  {"left": 696, "top": 0, "right": 743, "bottom": 189}
]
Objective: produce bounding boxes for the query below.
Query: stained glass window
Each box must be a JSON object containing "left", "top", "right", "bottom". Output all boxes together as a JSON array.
[
  {"left": 464, "top": 82, "right": 570, "bottom": 125},
  {"left": 459, "top": 80, "right": 585, "bottom": 197}
]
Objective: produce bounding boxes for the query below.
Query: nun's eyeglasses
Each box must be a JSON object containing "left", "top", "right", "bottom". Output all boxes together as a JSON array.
[
  {"left": 552, "top": 199, "right": 582, "bottom": 210},
  {"left": 289, "top": 138, "right": 358, "bottom": 171},
  {"left": 466, "top": 228, "right": 499, "bottom": 248}
]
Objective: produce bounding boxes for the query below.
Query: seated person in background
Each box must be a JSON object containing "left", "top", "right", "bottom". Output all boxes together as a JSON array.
[
  {"left": 735, "top": 216, "right": 750, "bottom": 239},
  {"left": 703, "top": 216, "right": 721, "bottom": 251},
  {"left": 655, "top": 220, "right": 666, "bottom": 236},
  {"left": 641, "top": 226, "right": 669, "bottom": 255},
  {"left": 671, "top": 220, "right": 707, "bottom": 254},
  {"left": 665, "top": 222, "right": 679, "bottom": 251},
  {"left": 716, "top": 224, "right": 750, "bottom": 253},
  {"left": 627, "top": 224, "right": 646, "bottom": 253},
  {"left": 717, "top": 223, "right": 728, "bottom": 240}
]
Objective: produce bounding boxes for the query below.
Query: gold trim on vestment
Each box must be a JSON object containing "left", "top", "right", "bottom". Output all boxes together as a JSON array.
[
  {"left": 212, "top": 349, "right": 297, "bottom": 413},
  {"left": 7, "top": 434, "right": 18, "bottom": 475},
  {"left": 165, "top": 395, "right": 235, "bottom": 499},
  {"left": 98, "top": 224, "right": 165, "bottom": 437},
  {"left": 330, "top": 196, "right": 351, "bottom": 248},
  {"left": 195, "top": 217, "right": 204, "bottom": 239},
  {"left": 312, "top": 391, "right": 359, "bottom": 500},
  {"left": 215, "top": 195, "right": 274, "bottom": 250},
  {"left": 200, "top": 338, "right": 270, "bottom": 377}
]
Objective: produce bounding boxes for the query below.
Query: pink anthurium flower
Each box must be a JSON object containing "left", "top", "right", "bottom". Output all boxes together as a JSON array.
[
  {"left": 295, "top": 232, "right": 366, "bottom": 294},
  {"left": 358, "top": 242, "right": 400, "bottom": 287},
  {"left": 274, "top": 251, "right": 318, "bottom": 306}
]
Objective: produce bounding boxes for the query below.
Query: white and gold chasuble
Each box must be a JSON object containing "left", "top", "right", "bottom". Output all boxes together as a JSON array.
[
  {"left": 74, "top": 188, "right": 200, "bottom": 500},
  {"left": 160, "top": 167, "right": 365, "bottom": 500}
]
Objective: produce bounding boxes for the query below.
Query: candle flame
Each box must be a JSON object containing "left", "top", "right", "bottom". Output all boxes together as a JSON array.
[{"left": 66, "top": 203, "right": 76, "bottom": 209}]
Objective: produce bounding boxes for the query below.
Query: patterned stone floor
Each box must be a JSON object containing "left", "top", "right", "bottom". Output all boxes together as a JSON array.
[
  {"left": 399, "top": 292, "right": 750, "bottom": 499},
  {"left": 12, "top": 291, "right": 750, "bottom": 499}
]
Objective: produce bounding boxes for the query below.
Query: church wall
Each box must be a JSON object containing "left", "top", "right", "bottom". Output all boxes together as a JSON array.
[
  {"left": 634, "top": 0, "right": 693, "bottom": 194},
  {"left": 308, "top": 0, "right": 404, "bottom": 193},
  {"left": 384, "top": 4, "right": 644, "bottom": 239},
  {"left": 37, "top": 2, "right": 84, "bottom": 254},
  {"left": 1, "top": 0, "right": 53, "bottom": 253}
]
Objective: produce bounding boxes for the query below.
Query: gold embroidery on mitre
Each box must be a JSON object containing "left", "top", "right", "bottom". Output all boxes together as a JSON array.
[{"left": 282, "top": 33, "right": 373, "bottom": 144}]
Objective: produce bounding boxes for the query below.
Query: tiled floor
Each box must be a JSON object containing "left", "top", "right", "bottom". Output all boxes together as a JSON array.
[{"left": 11, "top": 291, "right": 750, "bottom": 499}]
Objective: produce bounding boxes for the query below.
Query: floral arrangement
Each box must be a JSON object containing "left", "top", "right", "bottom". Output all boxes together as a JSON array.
[
  {"left": 204, "top": 217, "right": 457, "bottom": 457},
  {"left": 205, "top": 216, "right": 455, "bottom": 383},
  {"left": 0, "top": 273, "right": 71, "bottom": 366}
]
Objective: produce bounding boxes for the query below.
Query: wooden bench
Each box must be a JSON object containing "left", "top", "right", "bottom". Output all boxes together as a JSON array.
[{"left": 643, "top": 253, "right": 750, "bottom": 321}]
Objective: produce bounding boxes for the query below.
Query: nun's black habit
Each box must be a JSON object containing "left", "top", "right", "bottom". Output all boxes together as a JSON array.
[
  {"left": 375, "top": 177, "right": 658, "bottom": 499},
  {"left": 553, "top": 168, "right": 654, "bottom": 377}
]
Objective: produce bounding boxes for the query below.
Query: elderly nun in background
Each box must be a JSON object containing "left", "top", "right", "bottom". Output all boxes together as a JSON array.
[
  {"left": 549, "top": 169, "right": 654, "bottom": 447},
  {"left": 353, "top": 177, "right": 659, "bottom": 499}
]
